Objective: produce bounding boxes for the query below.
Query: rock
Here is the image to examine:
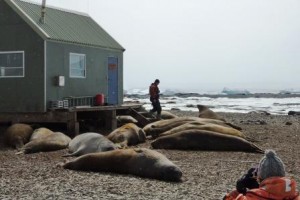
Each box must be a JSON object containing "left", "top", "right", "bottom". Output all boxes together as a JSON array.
[
  {"left": 288, "top": 111, "right": 300, "bottom": 115},
  {"left": 240, "top": 120, "right": 267, "bottom": 125}
]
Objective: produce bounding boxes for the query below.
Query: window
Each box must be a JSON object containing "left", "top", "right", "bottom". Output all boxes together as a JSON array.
[
  {"left": 0, "top": 51, "right": 24, "bottom": 78},
  {"left": 70, "top": 53, "right": 86, "bottom": 78}
]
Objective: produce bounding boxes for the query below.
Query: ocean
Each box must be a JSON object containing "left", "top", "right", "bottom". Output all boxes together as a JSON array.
[{"left": 124, "top": 88, "right": 300, "bottom": 115}]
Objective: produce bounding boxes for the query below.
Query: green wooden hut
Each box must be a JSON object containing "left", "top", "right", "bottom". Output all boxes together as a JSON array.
[{"left": 0, "top": 0, "right": 125, "bottom": 113}]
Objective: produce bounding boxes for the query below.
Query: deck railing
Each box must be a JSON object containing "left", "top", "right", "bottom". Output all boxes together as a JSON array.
[{"left": 50, "top": 96, "right": 95, "bottom": 109}]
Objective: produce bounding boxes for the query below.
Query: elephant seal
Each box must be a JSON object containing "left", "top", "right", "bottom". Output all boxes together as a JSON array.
[
  {"left": 161, "top": 111, "right": 178, "bottom": 119},
  {"left": 4, "top": 123, "right": 33, "bottom": 149},
  {"left": 117, "top": 115, "right": 138, "bottom": 125},
  {"left": 151, "top": 129, "right": 263, "bottom": 153},
  {"left": 63, "top": 132, "right": 117, "bottom": 157},
  {"left": 107, "top": 123, "right": 146, "bottom": 147},
  {"left": 63, "top": 148, "right": 182, "bottom": 182},
  {"left": 197, "top": 104, "right": 225, "bottom": 121},
  {"left": 20, "top": 132, "right": 71, "bottom": 154},
  {"left": 30, "top": 127, "right": 54, "bottom": 141},
  {"left": 159, "top": 122, "right": 245, "bottom": 139},
  {"left": 143, "top": 117, "right": 203, "bottom": 136},
  {"left": 143, "top": 117, "right": 239, "bottom": 138}
]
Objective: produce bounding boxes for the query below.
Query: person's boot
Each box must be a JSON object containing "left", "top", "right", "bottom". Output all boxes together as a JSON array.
[
  {"left": 156, "top": 113, "right": 161, "bottom": 120},
  {"left": 149, "top": 110, "right": 155, "bottom": 118}
]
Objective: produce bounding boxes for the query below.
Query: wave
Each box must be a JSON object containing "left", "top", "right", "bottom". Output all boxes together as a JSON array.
[
  {"left": 124, "top": 95, "right": 300, "bottom": 115},
  {"left": 279, "top": 89, "right": 300, "bottom": 94},
  {"left": 221, "top": 87, "right": 251, "bottom": 95},
  {"left": 124, "top": 87, "right": 300, "bottom": 99},
  {"left": 273, "top": 103, "right": 300, "bottom": 106}
]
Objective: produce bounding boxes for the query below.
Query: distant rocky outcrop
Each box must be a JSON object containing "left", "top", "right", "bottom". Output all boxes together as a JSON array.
[{"left": 287, "top": 111, "right": 300, "bottom": 115}]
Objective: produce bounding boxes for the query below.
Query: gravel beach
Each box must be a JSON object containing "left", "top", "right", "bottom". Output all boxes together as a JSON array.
[{"left": 0, "top": 111, "right": 299, "bottom": 200}]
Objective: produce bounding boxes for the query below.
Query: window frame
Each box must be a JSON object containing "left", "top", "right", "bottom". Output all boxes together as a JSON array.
[
  {"left": 69, "top": 53, "right": 86, "bottom": 78},
  {"left": 0, "top": 51, "right": 25, "bottom": 78}
]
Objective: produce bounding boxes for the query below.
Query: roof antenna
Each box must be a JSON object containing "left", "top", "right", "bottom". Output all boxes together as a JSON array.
[{"left": 40, "top": 0, "right": 46, "bottom": 23}]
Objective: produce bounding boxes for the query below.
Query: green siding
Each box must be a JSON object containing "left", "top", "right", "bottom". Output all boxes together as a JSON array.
[
  {"left": 0, "top": 0, "right": 45, "bottom": 112},
  {"left": 0, "top": 0, "right": 124, "bottom": 112},
  {"left": 46, "top": 41, "right": 123, "bottom": 106}
]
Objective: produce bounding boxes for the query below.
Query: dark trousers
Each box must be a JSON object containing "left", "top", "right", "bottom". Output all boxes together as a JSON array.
[{"left": 150, "top": 98, "right": 161, "bottom": 114}]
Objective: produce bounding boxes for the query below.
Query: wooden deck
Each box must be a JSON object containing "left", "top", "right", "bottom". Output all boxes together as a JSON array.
[{"left": 0, "top": 103, "right": 145, "bottom": 136}]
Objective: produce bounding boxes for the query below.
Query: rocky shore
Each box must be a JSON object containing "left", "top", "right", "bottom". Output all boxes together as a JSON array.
[{"left": 0, "top": 111, "right": 299, "bottom": 199}]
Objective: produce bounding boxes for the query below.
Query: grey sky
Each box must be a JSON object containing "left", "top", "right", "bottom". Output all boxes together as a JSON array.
[{"left": 30, "top": 0, "right": 300, "bottom": 93}]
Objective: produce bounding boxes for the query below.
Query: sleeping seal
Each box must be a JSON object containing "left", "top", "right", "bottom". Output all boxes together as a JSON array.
[
  {"left": 117, "top": 115, "right": 138, "bottom": 124},
  {"left": 4, "top": 123, "right": 33, "bottom": 149},
  {"left": 107, "top": 123, "right": 146, "bottom": 147},
  {"left": 159, "top": 122, "right": 245, "bottom": 139},
  {"left": 63, "top": 148, "right": 182, "bottom": 182},
  {"left": 63, "top": 132, "right": 117, "bottom": 157},
  {"left": 20, "top": 132, "right": 71, "bottom": 154},
  {"left": 160, "top": 111, "right": 178, "bottom": 119},
  {"left": 151, "top": 129, "right": 263, "bottom": 153},
  {"left": 143, "top": 117, "right": 240, "bottom": 138},
  {"left": 30, "top": 127, "right": 54, "bottom": 141}
]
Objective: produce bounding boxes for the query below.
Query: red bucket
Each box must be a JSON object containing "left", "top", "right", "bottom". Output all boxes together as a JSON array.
[{"left": 95, "top": 94, "right": 105, "bottom": 106}]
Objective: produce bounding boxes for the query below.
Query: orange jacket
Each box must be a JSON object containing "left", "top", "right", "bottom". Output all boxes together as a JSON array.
[
  {"left": 224, "top": 177, "right": 300, "bottom": 200},
  {"left": 149, "top": 83, "right": 159, "bottom": 99}
]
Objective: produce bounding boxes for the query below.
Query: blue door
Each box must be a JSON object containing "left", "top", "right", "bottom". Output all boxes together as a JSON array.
[{"left": 107, "top": 57, "right": 118, "bottom": 105}]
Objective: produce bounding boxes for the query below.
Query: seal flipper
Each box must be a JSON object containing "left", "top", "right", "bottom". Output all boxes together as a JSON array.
[
  {"left": 15, "top": 150, "right": 25, "bottom": 155},
  {"left": 62, "top": 146, "right": 85, "bottom": 157},
  {"left": 225, "top": 122, "right": 242, "bottom": 130}
]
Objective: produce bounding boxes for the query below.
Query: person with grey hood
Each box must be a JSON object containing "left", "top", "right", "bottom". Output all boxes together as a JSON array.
[{"left": 223, "top": 149, "right": 300, "bottom": 200}]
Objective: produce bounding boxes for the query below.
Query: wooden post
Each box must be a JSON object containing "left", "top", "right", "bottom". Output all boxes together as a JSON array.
[
  {"left": 67, "top": 121, "right": 79, "bottom": 137},
  {"left": 67, "top": 111, "right": 79, "bottom": 136},
  {"left": 104, "top": 110, "right": 117, "bottom": 131}
]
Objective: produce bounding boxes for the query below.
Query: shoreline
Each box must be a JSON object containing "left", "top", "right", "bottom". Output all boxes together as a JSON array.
[
  {"left": 125, "top": 92, "right": 300, "bottom": 99},
  {"left": 125, "top": 93, "right": 300, "bottom": 115}
]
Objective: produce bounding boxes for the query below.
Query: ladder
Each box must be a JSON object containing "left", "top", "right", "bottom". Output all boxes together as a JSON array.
[{"left": 127, "top": 108, "right": 158, "bottom": 127}]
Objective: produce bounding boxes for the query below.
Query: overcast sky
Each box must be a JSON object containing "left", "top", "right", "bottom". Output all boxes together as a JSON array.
[{"left": 30, "top": 0, "right": 300, "bottom": 93}]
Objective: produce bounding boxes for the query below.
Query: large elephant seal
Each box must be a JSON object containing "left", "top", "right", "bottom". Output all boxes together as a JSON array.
[
  {"left": 30, "top": 127, "right": 54, "bottom": 141},
  {"left": 63, "top": 132, "right": 117, "bottom": 157},
  {"left": 143, "top": 117, "right": 239, "bottom": 138},
  {"left": 20, "top": 132, "right": 71, "bottom": 154},
  {"left": 197, "top": 104, "right": 225, "bottom": 121},
  {"left": 159, "top": 122, "right": 245, "bottom": 139},
  {"left": 63, "top": 148, "right": 182, "bottom": 182},
  {"left": 107, "top": 123, "right": 146, "bottom": 147},
  {"left": 4, "top": 123, "right": 33, "bottom": 149},
  {"left": 151, "top": 129, "right": 263, "bottom": 153}
]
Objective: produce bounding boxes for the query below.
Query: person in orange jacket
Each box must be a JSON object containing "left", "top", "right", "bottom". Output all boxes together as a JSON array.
[
  {"left": 149, "top": 79, "right": 161, "bottom": 119},
  {"left": 223, "top": 149, "right": 300, "bottom": 200}
]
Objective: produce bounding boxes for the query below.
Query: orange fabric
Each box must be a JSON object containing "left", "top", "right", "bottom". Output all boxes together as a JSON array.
[
  {"left": 224, "top": 177, "right": 300, "bottom": 200},
  {"left": 149, "top": 83, "right": 159, "bottom": 99},
  {"left": 224, "top": 190, "right": 240, "bottom": 200}
]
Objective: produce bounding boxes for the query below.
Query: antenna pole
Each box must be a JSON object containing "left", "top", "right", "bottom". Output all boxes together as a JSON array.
[{"left": 40, "top": 0, "right": 46, "bottom": 23}]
